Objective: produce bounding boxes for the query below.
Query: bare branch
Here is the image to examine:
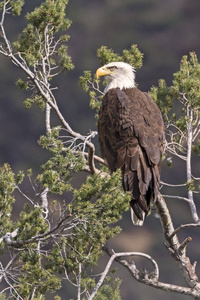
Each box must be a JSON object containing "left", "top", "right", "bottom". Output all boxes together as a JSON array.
[
  {"left": 178, "top": 237, "right": 192, "bottom": 255},
  {"left": 45, "top": 103, "right": 51, "bottom": 133},
  {"left": 102, "top": 243, "right": 200, "bottom": 299},
  {"left": 77, "top": 263, "right": 82, "bottom": 300},
  {"left": 15, "top": 185, "right": 35, "bottom": 205},
  {"left": 0, "top": 1, "right": 12, "bottom": 54},
  {"left": 186, "top": 111, "right": 200, "bottom": 222},
  {"left": 88, "top": 80, "right": 105, "bottom": 95},
  {"left": 82, "top": 151, "right": 107, "bottom": 167},
  {"left": 0, "top": 262, "right": 24, "bottom": 300},
  {"left": 156, "top": 193, "right": 200, "bottom": 289},
  {"left": 40, "top": 187, "right": 49, "bottom": 218},
  {"left": 89, "top": 248, "right": 159, "bottom": 300},
  {"left": 160, "top": 181, "right": 186, "bottom": 187},
  {"left": 170, "top": 223, "right": 200, "bottom": 239},
  {"left": 0, "top": 228, "right": 19, "bottom": 245},
  {"left": 161, "top": 194, "right": 190, "bottom": 202}
]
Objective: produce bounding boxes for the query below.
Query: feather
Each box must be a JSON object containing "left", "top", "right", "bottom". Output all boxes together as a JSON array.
[{"left": 98, "top": 64, "right": 164, "bottom": 225}]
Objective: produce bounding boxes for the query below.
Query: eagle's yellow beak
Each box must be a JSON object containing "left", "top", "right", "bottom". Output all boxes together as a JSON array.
[{"left": 96, "top": 67, "right": 113, "bottom": 79}]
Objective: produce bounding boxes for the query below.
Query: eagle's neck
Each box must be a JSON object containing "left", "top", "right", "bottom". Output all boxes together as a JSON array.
[{"left": 104, "top": 74, "right": 135, "bottom": 93}]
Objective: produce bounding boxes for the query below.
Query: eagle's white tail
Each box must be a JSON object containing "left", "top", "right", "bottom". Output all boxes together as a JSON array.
[{"left": 131, "top": 208, "right": 145, "bottom": 226}]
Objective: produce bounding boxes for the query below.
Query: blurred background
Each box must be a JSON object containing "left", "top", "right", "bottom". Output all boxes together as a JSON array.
[{"left": 1, "top": 0, "right": 200, "bottom": 299}]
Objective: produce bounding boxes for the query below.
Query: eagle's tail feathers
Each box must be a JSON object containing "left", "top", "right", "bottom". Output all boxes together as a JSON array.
[
  {"left": 131, "top": 208, "right": 145, "bottom": 226},
  {"left": 130, "top": 198, "right": 149, "bottom": 226}
]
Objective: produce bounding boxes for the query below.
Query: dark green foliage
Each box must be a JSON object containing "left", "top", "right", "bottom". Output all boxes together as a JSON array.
[
  {"left": 151, "top": 52, "right": 200, "bottom": 165},
  {"left": 23, "top": 94, "right": 46, "bottom": 110},
  {"left": 79, "top": 70, "right": 92, "bottom": 93},
  {"left": 97, "top": 46, "right": 124, "bottom": 66},
  {"left": 122, "top": 45, "right": 144, "bottom": 69},
  {"left": 58, "top": 44, "right": 74, "bottom": 71},
  {"left": 186, "top": 179, "right": 195, "bottom": 191},
  {"left": 38, "top": 128, "right": 85, "bottom": 193},
  {"left": 15, "top": 170, "right": 25, "bottom": 184},
  {"left": 175, "top": 116, "right": 188, "bottom": 132},
  {"left": 73, "top": 170, "right": 130, "bottom": 225},
  {"left": 17, "top": 205, "right": 48, "bottom": 240},
  {"left": 166, "top": 157, "right": 173, "bottom": 168},
  {"left": 57, "top": 170, "right": 130, "bottom": 291},
  {"left": 0, "top": 164, "right": 25, "bottom": 246},
  {"left": 6, "top": 126, "right": 129, "bottom": 297},
  {"left": 37, "top": 153, "right": 74, "bottom": 194},
  {"left": 0, "top": 164, "right": 15, "bottom": 198},
  {"left": 48, "top": 170, "right": 130, "bottom": 276},
  {"left": 16, "top": 78, "right": 28, "bottom": 90},
  {"left": 192, "top": 139, "right": 200, "bottom": 155},
  {"left": 150, "top": 79, "right": 173, "bottom": 117},
  {"left": 0, "top": 144, "right": 130, "bottom": 298},
  {"left": 54, "top": 296, "right": 61, "bottom": 300},
  {"left": 18, "top": 251, "right": 61, "bottom": 298},
  {"left": 0, "top": 0, "right": 25, "bottom": 16},
  {"left": 89, "top": 90, "right": 102, "bottom": 112},
  {"left": 151, "top": 52, "right": 200, "bottom": 121},
  {"left": 11, "top": 0, "right": 24, "bottom": 16},
  {"left": 172, "top": 52, "right": 200, "bottom": 107},
  {"left": 96, "top": 44, "right": 143, "bottom": 69},
  {"left": 39, "top": 126, "right": 64, "bottom": 152},
  {"left": 93, "top": 277, "right": 122, "bottom": 300},
  {"left": 25, "top": 0, "right": 71, "bottom": 31},
  {"left": 13, "top": 0, "right": 74, "bottom": 71},
  {"left": 0, "top": 164, "right": 16, "bottom": 237},
  {"left": 79, "top": 70, "right": 102, "bottom": 117}
]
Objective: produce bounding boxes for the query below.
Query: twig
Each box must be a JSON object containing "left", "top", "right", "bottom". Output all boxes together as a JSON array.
[
  {"left": 161, "top": 194, "right": 190, "bottom": 203},
  {"left": 169, "top": 223, "right": 200, "bottom": 239},
  {"left": 0, "top": 262, "right": 24, "bottom": 300},
  {"left": 15, "top": 185, "right": 35, "bottom": 205},
  {"left": 160, "top": 181, "right": 186, "bottom": 187},
  {"left": 88, "top": 80, "right": 105, "bottom": 95},
  {"left": 178, "top": 237, "right": 192, "bottom": 255}
]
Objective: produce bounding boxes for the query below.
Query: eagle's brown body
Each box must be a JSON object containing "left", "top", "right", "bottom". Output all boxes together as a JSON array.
[{"left": 98, "top": 87, "right": 164, "bottom": 223}]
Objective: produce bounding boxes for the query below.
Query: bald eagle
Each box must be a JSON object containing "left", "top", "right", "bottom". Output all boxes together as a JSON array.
[{"left": 96, "top": 62, "right": 164, "bottom": 225}]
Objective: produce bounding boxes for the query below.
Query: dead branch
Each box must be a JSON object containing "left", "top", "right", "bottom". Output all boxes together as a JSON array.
[
  {"left": 156, "top": 193, "right": 200, "bottom": 290},
  {"left": 90, "top": 246, "right": 159, "bottom": 300}
]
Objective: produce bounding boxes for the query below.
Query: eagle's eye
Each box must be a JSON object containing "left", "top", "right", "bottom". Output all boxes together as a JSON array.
[{"left": 107, "top": 66, "right": 117, "bottom": 72}]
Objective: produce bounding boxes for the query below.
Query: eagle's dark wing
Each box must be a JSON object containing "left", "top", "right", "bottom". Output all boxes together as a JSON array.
[{"left": 98, "top": 87, "right": 164, "bottom": 222}]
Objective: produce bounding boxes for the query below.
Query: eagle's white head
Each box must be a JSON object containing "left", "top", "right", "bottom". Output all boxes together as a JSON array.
[{"left": 96, "top": 62, "right": 135, "bottom": 93}]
